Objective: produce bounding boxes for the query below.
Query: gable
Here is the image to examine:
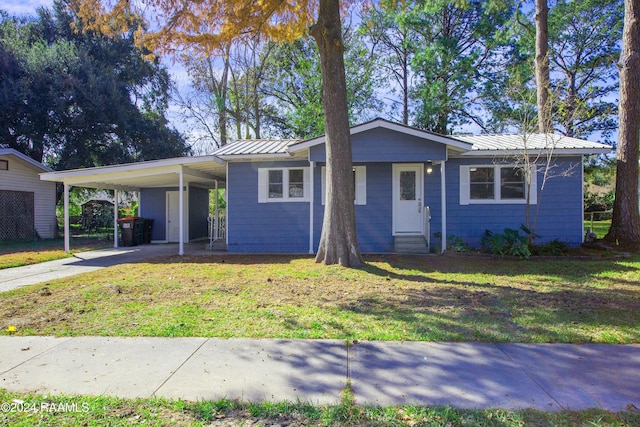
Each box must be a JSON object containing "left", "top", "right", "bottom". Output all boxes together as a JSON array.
[{"left": 309, "top": 127, "right": 449, "bottom": 162}]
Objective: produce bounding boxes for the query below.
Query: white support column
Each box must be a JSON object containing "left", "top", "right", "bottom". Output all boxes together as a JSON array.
[
  {"left": 64, "top": 183, "right": 70, "bottom": 253},
  {"left": 179, "top": 168, "right": 184, "bottom": 256},
  {"left": 440, "top": 160, "right": 447, "bottom": 253},
  {"left": 309, "top": 161, "right": 315, "bottom": 255},
  {"left": 113, "top": 189, "right": 119, "bottom": 248},
  {"left": 214, "top": 180, "right": 219, "bottom": 240}
]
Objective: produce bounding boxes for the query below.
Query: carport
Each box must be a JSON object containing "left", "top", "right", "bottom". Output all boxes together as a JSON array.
[{"left": 40, "top": 156, "right": 226, "bottom": 256}]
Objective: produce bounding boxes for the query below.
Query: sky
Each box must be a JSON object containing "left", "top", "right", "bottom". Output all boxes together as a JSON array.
[{"left": 1, "top": 0, "right": 52, "bottom": 16}]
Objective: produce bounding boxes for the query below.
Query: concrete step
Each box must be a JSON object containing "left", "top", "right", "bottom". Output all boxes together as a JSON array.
[{"left": 394, "top": 235, "right": 429, "bottom": 254}]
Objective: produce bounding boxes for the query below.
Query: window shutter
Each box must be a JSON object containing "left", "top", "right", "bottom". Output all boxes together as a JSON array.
[
  {"left": 354, "top": 166, "right": 367, "bottom": 205},
  {"left": 321, "top": 167, "right": 326, "bottom": 205},
  {"left": 459, "top": 165, "right": 470, "bottom": 205},
  {"left": 303, "top": 167, "right": 311, "bottom": 200},
  {"left": 258, "top": 168, "right": 268, "bottom": 203},
  {"left": 528, "top": 165, "right": 538, "bottom": 205}
]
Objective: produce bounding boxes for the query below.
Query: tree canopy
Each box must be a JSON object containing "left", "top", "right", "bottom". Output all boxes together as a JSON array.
[{"left": 0, "top": 1, "right": 190, "bottom": 170}]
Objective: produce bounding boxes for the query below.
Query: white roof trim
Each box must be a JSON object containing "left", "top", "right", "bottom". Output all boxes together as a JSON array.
[
  {"left": 40, "top": 155, "right": 222, "bottom": 182},
  {"left": 287, "top": 119, "right": 473, "bottom": 153},
  {"left": 462, "top": 148, "right": 613, "bottom": 156},
  {"left": 0, "top": 148, "right": 53, "bottom": 172}
]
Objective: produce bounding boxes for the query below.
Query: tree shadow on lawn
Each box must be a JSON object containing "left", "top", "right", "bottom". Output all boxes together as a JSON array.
[
  {"left": 336, "top": 282, "right": 640, "bottom": 343},
  {"left": 361, "top": 253, "right": 640, "bottom": 286}
]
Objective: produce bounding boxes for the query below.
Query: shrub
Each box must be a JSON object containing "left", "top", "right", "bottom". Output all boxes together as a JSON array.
[{"left": 482, "top": 228, "right": 531, "bottom": 258}]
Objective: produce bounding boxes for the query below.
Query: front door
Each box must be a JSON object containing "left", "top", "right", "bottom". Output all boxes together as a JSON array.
[
  {"left": 166, "top": 191, "right": 181, "bottom": 242},
  {"left": 393, "top": 164, "right": 424, "bottom": 235}
]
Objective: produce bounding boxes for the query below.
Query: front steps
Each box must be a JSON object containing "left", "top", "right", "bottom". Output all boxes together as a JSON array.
[{"left": 394, "top": 235, "right": 429, "bottom": 254}]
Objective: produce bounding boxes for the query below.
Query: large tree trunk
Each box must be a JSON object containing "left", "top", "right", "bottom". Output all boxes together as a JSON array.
[
  {"left": 605, "top": 0, "right": 640, "bottom": 246},
  {"left": 310, "top": 0, "right": 363, "bottom": 267},
  {"left": 535, "top": 0, "right": 552, "bottom": 133}
]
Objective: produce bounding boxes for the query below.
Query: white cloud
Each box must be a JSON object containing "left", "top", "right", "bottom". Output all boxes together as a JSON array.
[{"left": 2, "top": 0, "right": 53, "bottom": 16}]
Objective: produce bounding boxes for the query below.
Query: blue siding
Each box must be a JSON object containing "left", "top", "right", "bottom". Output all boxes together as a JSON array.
[
  {"left": 445, "top": 157, "right": 584, "bottom": 248},
  {"left": 139, "top": 188, "right": 170, "bottom": 241},
  {"left": 189, "top": 186, "right": 209, "bottom": 240},
  {"left": 313, "top": 163, "right": 395, "bottom": 253},
  {"left": 140, "top": 186, "right": 210, "bottom": 242},
  {"left": 227, "top": 161, "right": 310, "bottom": 253},
  {"left": 310, "top": 128, "right": 447, "bottom": 162}
]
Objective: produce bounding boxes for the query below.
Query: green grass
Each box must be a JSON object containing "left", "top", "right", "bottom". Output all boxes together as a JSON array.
[
  {"left": 1, "top": 389, "right": 638, "bottom": 426},
  {"left": 585, "top": 219, "right": 612, "bottom": 239},
  {"left": 2, "top": 253, "right": 639, "bottom": 343},
  {"left": 0, "top": 238, "right": 112, "bottom": 269}
]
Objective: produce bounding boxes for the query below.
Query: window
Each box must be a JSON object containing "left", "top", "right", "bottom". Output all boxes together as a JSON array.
[
  {"left": 258, "top": 167, "right": 310, "bottom": 202},
  {"left": 460, "top": 165, "right": 536, "bottom": 205},
  {"left": 321, "top": 166, "right": 367, "bottom": 205},
  {"left": 0, "top": 160, "right": 7, "bottom": 171}
]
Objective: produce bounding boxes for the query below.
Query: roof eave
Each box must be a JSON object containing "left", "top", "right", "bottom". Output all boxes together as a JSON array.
[{"left": 462, "top": 148, "right": 614, "bottom": 156}]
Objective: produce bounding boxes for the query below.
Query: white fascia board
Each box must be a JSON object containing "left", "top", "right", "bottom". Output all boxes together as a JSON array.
[
  {"left": 216, "top": 153, "right": 293, "bottom": 161},
  {"left": 461, "top": 148, "right": 614, "bottom": 157},
  {"left": 39, "top": 156, "right": 222, "bottom": 182}
]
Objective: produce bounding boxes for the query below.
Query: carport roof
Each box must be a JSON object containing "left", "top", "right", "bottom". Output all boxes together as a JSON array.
[{"left": 39, "top": 155, "right": 226, "bottom": 191}]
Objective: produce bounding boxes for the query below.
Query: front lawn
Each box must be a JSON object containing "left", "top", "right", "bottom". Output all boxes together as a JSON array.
[
  {"left": 0, "top": 238, "right": 112, "bottom": 269},
  {"left": 2, "top": 254, "right": 638, "bottom": 343},
  {"left": 1, "top": 389, "right": 638, "bottom": 427}
]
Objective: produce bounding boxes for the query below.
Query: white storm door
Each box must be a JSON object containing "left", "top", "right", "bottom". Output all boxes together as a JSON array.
[
  {"left": 167, "top": 191, "right": 181, "bottom": 242},
  {"left": 393, "top": 164, "right": 424, "bottom": 235}
]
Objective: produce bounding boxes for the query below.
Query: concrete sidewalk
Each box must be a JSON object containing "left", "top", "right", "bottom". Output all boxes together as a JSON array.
[
  {"left": 0, "top": 244, "right": 212, "bottom": 293},
  {"left": 1, "top": 336, "right": 638, "bottom": 411}
]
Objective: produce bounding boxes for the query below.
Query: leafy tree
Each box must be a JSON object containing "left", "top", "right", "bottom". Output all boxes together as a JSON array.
[
  {"left": 549, "top": 0, "right": 622, "bottom": 139},
  {"left": 360, "top": 0, "right": 418, "bottom": 125},
  {"left": 400, "top": 0, "right": 513, "bottom": 134},
  {"left": 605, "top": 0, "right": 640, "bottom": 247},
  {"left": 492, "top": 0, "right": 622, "bottom": 139},
  {"left": 73, "top": 0, "right": 364, "bottom": 266},
  {"left": 0, "top": 2, "right": 189, "bottom": 170},
  {"left": 261, "top": 22, "right": 381, "bottom": 139}
]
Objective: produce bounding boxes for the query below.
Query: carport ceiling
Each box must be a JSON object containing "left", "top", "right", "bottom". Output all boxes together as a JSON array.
[{"left": 40, "top": 156, "right": 226, "bottom": 191}]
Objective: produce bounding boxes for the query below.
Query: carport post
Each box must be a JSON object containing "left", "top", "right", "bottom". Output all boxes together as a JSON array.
[
  {"left": 113, "top": 189, "right": 119, "bottom": 248},
  {"left": 63, "top": 183, "right": 70, "bottom": 253},
  {"left": 179, "top": 167, "right": 184, "bottom": 256}
]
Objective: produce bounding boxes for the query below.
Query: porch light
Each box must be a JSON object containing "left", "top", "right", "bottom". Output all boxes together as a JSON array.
[{"left": 426, "top": 162, "right": 433, "bottom": 174}]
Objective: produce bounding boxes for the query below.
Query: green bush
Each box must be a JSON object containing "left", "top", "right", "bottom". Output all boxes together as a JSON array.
[
  {"left": 530, "top": 239, "right": 570, "bottom": 256},
  {"left": 482, "top": 227, "right": 531, "bottom": 258}
]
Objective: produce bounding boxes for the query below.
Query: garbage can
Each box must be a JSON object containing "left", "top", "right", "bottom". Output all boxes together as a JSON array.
[
  {"left": 118, "top": 217, "right": 140, "bottom": 246},
  {"left": 142, "top": 219, "right": 154, "bottom": 244}
]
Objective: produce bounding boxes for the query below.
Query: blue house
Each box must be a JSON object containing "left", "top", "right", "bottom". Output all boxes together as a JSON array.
[{"left": 42, "top": 119, "right": 612, "bottom": 254}]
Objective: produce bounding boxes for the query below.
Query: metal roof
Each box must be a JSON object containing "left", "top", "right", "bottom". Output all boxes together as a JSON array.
[
  {"left": 213, "top": 139, "right": 302, "bottom": 157},
  {"left": 455, "top": 134, "right": 612, "bottom": 152}
]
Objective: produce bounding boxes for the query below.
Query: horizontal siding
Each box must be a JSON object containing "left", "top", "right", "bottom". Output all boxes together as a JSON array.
[
  {"left": 228, "top": 161, "right": 310, "bottom": 253},
  {"left": 445, "top": 157, "right": 584, "bottom": 248},
  {"left": 0, "top": 154, "right": 56, "bottom": 238},
  {"left": 310, "top": 128, "right": 447, "bottom": 162}
]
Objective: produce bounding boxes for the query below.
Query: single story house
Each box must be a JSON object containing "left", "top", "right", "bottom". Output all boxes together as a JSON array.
[
  {"left": 0, "top": 148, "right": 56, "bottom": 240},
  {"left": 40, "top": 119, "right": 612, "bottom": 254}
]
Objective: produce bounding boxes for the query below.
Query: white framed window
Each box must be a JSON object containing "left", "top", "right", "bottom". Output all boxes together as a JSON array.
[
  {"left": 0, "top": 159, "right": 8, "bottom": 171},
  {"left": 460, "top": 164, "right": 537, "bottom": 205},
  {"left": 321, "top": 166, "right": 366, "bottom": 205},
  {"left": 258, "top": 167, "right": 310, "bottom": 202}
]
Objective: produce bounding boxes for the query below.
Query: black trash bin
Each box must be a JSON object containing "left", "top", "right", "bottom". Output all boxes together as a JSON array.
[
  {"left": 142, "top": 219, "right": 154, "bottom": 244},
  {"left": 118, "top": 217, "right": 139, "bottom": 246}
]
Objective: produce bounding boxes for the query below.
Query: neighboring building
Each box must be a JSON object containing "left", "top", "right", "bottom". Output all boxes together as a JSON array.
[
  {"left": 0, "top": 148, "right": 56, "bottom": 240},
  {"left": 41, "top": 119, "right": 612, "bottom": 254}
]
